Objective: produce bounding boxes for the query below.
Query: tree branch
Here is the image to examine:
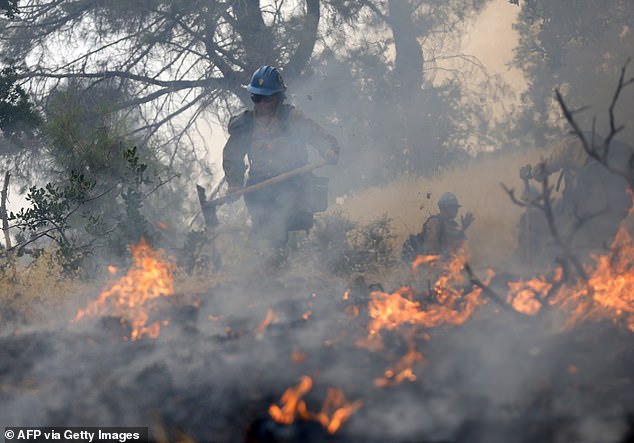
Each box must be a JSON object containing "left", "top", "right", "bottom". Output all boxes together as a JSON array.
[{"left": 554, "top": 58, "right": 634, "bottom": 190}]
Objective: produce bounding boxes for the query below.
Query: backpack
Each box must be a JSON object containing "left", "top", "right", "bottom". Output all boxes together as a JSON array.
[
  {"left": 401, "top": 215, "right": 446, "bottom": 262},
  {"left": 401, "top": 231, "right": 425, "bottom": 263}
]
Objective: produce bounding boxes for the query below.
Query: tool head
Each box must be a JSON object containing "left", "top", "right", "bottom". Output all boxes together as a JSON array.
[{"left": 196, "top": 185, "right": 219, "bottom": 227}]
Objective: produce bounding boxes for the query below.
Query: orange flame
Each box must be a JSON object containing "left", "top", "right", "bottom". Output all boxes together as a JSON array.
[
  {"left": 411, "top": 254, "right": 441, "bottom": 272},
  {"left": 504, "top": 228, "right": 634, "bottom": 331},
  {"left": 368, "top": 255, "right": 482, "bottom": 325},
  {"left": 367, "top": 285, "right": 483, "bottom": 334},
  {"left": 304, "top": 387, "right": 363, "bottom": 434},
  {"left": 374, "top": 335, "right": 425, "bottom": 387},
  {"left": 268, "top": 376, "right": 313, "bottom": 425},
  {"left": 74, "top": 238, "right": 175, "bottom": 341},
  {"left": 506, "top": 275, "right": 555, "bottom": 316},
  {"left": 255, "top": 309, "right": 276, "bottom": 334},
  {"left": 561, "top": 228, "right": 634, "bottom": 331},
  {"left": 362, "top": 252, "right": 484, "bottom": 385},
  {"left": 268, "top": 376, "right": 362, "bottom": 434}
]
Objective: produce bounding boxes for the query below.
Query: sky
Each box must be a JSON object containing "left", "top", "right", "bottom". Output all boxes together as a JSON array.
[{"left": 462, "top": 0, "right": 525, "bottom": 92}]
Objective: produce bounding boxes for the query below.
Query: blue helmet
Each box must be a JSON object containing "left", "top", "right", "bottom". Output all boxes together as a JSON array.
[
  {"left": 246, "top": 65, "right": 286, "bottom": 96},
  {"left": 438, "top": 192, "right": 461, "bottom": 209}
]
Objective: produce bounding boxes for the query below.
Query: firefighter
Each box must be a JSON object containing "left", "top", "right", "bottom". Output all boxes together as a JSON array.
[
  {"left": 524, "top": 135, "right": 588, "bottom": 216},
  {"left": 521, "top": 134, "right": 632, "bottom": 257},
  {"left": 402, "top": 192, "right": 474, "bottom": 261},
  {"left": 222, "top": 65, "right": 339, "bottom": 267}
]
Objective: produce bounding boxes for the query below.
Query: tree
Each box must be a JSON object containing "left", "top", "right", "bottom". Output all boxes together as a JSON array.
[
  {"left": 512, "top": 0, "right": 634, "bottom": 145},
  {"left": 0, "top": 1, "right": 341, "bottom": 157},
  {"left": 0, "top": 66, "right": 43, "bottom": 177},
  {"left": 0, "top": 0, "right": 501, "bottom": 186},
  {"left": 0, "top": 0, "right": 19, "bottom": 19},
  {"left": 7, "top": 144, "right": 174, "bottom": 270},
  {"left": 295, "top": 0, "right": 496, "bottom": 184}
]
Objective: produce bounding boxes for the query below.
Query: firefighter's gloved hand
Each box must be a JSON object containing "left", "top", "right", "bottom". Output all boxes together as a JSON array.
[
  {"left": 461, "top": 211, "right": 474, "bottom": 231},
  {"left": 324, "top": 147, "right": 339, "bottom": 165},
  {"left": 519, "top": 164, "right": 532, "bottom": 181}
]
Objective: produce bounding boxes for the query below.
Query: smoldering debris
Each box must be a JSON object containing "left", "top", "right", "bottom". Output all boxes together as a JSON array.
[{"left": 1, "top": 256, "right": 634, "bottom": 443}]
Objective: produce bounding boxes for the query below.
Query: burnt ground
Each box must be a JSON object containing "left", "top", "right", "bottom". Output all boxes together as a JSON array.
[{"left": 1, "top": 272, "right": 634, "bottom": 443}]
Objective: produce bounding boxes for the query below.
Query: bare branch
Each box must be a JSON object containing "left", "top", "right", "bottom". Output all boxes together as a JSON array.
[
  {"left": 463, "top": 263, "right": 529, "bottom": 316},
  {"left": 23, "top": 69, "right": 213, "bottom": 89},
  {"left": 555, "top": 59, "right": 634, "bottom": 190}
]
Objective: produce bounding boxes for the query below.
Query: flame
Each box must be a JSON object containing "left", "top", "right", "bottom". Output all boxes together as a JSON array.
[
  {"left": 506, "top": 275, "right": 555, "bottom": 316},
  {"left": 268, "top": 376, "right": 313, "bottom": 425},
  {"left": 304, "top": 387, "right": 363, "bottom": 434},
  {"left": 74, "top": 238, "right": 175, "bottom": 341},
  {"left": 367, "top": 285, "right": 483, "bottom": 334},
  {"left": 255, "top": 309, "right": 275, "bottom": 334},
  {"left": 411, "top": 254, "right": 441, "bottom": 272},
  {"left": 362, "top": 252, "right": 484, "bottom": 385},
  {"left": 504, "top": 228, "right": 634, "bottom": 331},
  {"left": 374, "top": 335, "right": 425, "bottom": 387},
  {"left": 269, "top": 376, "right": 362, "bottom": 434},
  {"left": 562, "top": 228, "right": 634, "bottom": 331}
]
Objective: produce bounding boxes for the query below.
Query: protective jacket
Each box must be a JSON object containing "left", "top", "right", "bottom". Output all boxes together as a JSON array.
[
  {"left": 222, "top": 104, "right": 339, "bottom": 188},
  {"left": 420, "top": 214, "right": 465, "bottom": 256}
]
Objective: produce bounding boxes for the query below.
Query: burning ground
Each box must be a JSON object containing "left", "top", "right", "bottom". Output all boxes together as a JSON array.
[{"left": 1, "top": 226, "right": 634, "bottom": 443}]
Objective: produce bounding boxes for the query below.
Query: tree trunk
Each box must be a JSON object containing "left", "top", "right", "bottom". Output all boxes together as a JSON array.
[
  {"left": 285, "top": 0, "right": 321, "bottom": 79},
  {"left": 1, "top": 171, "right": 11, "bottom": 249},
  {"left": 388, "top": 0, "right": 424, "bottom": 91}
]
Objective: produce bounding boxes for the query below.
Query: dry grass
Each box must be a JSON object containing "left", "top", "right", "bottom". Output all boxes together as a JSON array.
[
  {"left": 334, "top": 149, "right": 547, "bottom": 269},
  {"left": 0, "top": 148, "right": 552, "bottom": 326},
  {"left": 0, "top": 249, "right": 82, "bottom": 324}
]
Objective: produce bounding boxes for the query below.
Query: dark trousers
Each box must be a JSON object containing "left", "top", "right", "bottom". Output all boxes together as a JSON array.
[{"left": 244, "top": 175, "right": 312, "bottom": 254}]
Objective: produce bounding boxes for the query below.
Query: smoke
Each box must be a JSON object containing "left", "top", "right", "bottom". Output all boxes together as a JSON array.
[
  {"left": 1, "top": 251, "right": 633, "bottom": 443},
  {"left": 2, "top": 4, "right": 634, "bottom": 442}
]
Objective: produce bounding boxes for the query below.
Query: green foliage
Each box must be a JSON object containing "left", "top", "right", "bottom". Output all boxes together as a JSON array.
[
  {"left": 44, "top": 81, "right": 134, "bottom": 177},
  {"left": 0, "top": 0, "right": 18, "bottom": 19},
  {"left": 9, "top": 171, "right": 95, "bottom": 270},
  {"left": 347, "top": 213, "right": 397, "bottom": 270},
  {"left": 0, "top": 67, "right": 42, "bottom": 141},
  {"left": 8, "top": 146, "right": 160, "bottom": 270},
  {"left": 38, "top": 80, "right": 174, "bottom": 261},
  {"left": 307, "top": 211, "right": 397, "bottom": 275},
  {"left": 106, "top": 146, "right": 160, "bottom": 258}
]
